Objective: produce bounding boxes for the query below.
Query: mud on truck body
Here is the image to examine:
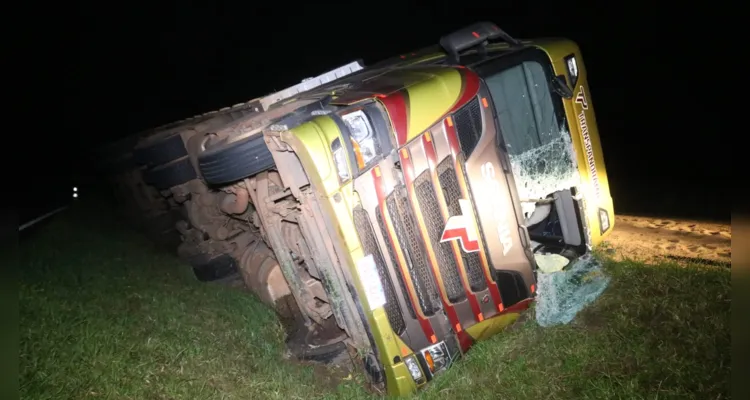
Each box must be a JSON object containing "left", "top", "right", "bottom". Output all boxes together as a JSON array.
[
  {"left": 94, "top": 101, "right": 262, "bottom": 252},
  {"left": 104, "top": 22, "right": 614, "bottom": 396},
  {"left": 130, "top": 102, "right": 263, "bottom": 270}
]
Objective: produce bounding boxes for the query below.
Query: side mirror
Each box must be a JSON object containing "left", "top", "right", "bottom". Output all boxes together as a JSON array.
[
  {"left": 439, "top": 22, "right": 521, "bottom": 64},
  {"left": 551, "top": 75, "right": 573, "bottom": 99}
]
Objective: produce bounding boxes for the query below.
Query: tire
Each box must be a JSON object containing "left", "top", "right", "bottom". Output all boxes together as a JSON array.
[
  {"left": 143, "top": 156, "right": 197, "bottom": 190},
  {"left": 294, "top": 341, "right": 348, "bottom": 363},
  {"left": 188, "top": 253, "right": 239, "bottom": 282},
  {"left": 134, "top": 133, "right": 188, "bottom": 167},
  {"left": 197, "top": 134, "right": 275, "bottom": 186},
  {"left": 286, "top": 322, "right": 349, "bottom": 363},
  {"left": 284, "top": 306, "right": 349, "bottom": 364}
]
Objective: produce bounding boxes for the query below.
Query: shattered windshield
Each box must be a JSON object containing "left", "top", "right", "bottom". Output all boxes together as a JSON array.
[{"left": 484, "top": 61, "right": 580, "bottom": 217}]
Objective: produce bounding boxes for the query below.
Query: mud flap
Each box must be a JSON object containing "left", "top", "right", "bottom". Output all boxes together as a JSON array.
[{"left": 534, "top": 254, "right": 609, "bottom": 327}]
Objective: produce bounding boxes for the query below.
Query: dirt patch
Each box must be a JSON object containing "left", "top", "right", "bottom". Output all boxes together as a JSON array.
[
  {"left": 603, "top": 215, "right": 731, "bottom": 265},
  {"left": 295, "top": 358, "right": 356, "bottom": 391}
]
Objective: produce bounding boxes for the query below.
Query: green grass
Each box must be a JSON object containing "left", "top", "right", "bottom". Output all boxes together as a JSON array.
[{"left": 20, "top": 208, "right": 730, "bottom": 399}]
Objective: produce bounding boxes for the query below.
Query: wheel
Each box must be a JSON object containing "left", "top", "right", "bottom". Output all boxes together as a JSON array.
[
  {"left": 195, "top": 97, "right": 333, "bottom": 186},
  {"left": 285, "top": 318, "right": 349, "bottom": 363},
  {"left": 197, "top": 134, "right": 275, "bottom": 186},
  {"left": 134, "top": 132, "right": 188, "bottom": 167},
  {"left": 143, "top": 156, "right": 197, "bottom": 190},
  {"left": 187, "top": 253, "right": 239, "bottom": 282},
  {"left": 292, "top": 340, "right": 348, "bottom": 363}
]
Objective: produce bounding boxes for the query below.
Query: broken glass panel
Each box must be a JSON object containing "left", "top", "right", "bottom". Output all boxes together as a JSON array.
[{"left": 484, "top": 61, "right": 580, "bottom": 217}]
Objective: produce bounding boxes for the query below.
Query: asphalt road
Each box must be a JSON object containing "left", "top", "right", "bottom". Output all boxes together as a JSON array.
[{"left": 20, "top": 167, "right": 79, "bottom": 229}]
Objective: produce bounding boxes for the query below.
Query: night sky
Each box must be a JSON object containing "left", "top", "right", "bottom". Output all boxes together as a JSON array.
[{"left": 29, "top": 1, "right": 726, "bottom": 223}]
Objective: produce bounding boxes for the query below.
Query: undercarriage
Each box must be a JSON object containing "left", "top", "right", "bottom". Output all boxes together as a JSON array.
[{"left": 171, "top": 169, "right": 363, "bottom": 360}]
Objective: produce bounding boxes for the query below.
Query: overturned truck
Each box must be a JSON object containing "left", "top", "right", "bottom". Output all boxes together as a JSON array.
[{"left": 123, "top": 22, "right": 616, "bottom": 396}]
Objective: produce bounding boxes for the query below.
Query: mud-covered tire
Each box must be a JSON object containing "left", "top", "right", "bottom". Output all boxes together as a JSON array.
[
  {"left": 134, "top": 133, "right": 188, "bottom": 167},
  {"left": 197, "top": 134, "right": 274, "bottom": 186},
  {"left": 296, "top": 341, "right": 348, "bottom": 363},
  {"left": 187, "top": 253, "right": 239, "bottom": 282},
  {"left": 143, "top": 156, "right": 197, "bottom": 190},
  {"left": 285, "top": 312, "right": 349, "bottom": 364}
]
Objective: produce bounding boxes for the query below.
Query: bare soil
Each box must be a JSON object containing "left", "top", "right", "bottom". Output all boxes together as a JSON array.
[{"left": 603, "top": 215, "right": 731, "bottom": 265}]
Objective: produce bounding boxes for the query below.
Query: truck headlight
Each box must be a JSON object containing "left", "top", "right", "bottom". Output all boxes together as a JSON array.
[
  {"left": 330, "top": 102, "right": 392, "bottom": 182},
  {"left": 422, "top": 341, "right": 451, "bottom": 375},
  {"left": 404, "top": 355, "right": 425, "bottom": 383},
  {"left": 342, "top": 109, "right": 380, "bottom": 169}
]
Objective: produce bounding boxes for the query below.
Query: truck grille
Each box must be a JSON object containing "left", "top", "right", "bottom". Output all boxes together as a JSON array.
[
  {"left": 454, "top": 97, "right": 483, "bottom": 156},
  {"left": 414, "top": 171, "right": 466, "bottom": 303},
  {"left": 353, "top": 207, "right": 406, "bottom": 335},
  {"left": 386, "top": 187, "right": 441, "bottom": 316},
  {"left": 376, "top": 209, "right": 416, "bottom": 320},
  {"left": 436, "top": 158, "right": 487, "bottom": 292}
]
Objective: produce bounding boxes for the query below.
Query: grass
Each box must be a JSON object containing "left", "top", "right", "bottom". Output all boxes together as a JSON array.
[{"left": 20, "top": 207, "right": 730, "bottom": 399}]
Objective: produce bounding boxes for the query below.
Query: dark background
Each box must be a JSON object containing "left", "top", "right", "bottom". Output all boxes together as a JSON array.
[{"left": 26, "top": 1, "right": 726, "bottom": 224}]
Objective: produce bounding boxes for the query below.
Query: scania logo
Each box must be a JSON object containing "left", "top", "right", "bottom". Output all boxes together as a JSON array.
[{"left": 440, "top": 199, "right": 480, "bottom": 253}]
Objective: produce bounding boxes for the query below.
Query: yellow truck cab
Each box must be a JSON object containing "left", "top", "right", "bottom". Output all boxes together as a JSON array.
[{"left": 196, "top": 22, "right": 614, "bottom": 396}]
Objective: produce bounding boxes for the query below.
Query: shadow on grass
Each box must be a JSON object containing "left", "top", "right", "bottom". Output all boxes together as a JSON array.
[{"left": 20, "top": 206, "right": 730, "bottom": 400}]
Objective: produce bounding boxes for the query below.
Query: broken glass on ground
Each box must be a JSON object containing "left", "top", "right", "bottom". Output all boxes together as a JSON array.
[{"left": 535, "top": 254, "right": 610, "bottom": 327}]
